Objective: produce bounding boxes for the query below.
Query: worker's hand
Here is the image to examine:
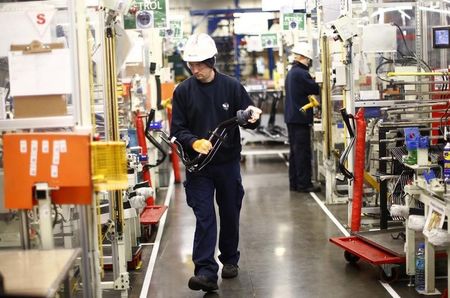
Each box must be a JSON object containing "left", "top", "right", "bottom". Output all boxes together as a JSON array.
[
  {"left": 192, "top": 139, "right": 212, "bottom": 155},
  {"left": 245, "top": 105, "right": 262, "bottom": 123}
]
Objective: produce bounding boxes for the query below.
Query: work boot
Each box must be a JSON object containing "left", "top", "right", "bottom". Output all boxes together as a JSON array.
[
  {"left": 221, "top": 264, "right": 239, "bottom": 279},
  {"left": 188, "top": 275, "right": 218, "bottom": 292}
]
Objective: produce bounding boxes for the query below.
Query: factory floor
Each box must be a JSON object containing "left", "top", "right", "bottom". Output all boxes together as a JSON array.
[{"left": 111, "top": 155, "right": 447, "bottom": 297}]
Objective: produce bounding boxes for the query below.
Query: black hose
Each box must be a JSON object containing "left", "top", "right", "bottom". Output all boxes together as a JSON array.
[
  {"left": 155, "top": 74, "right": 162, "bottom": 110},
  {"left": 144, "top": 109, "right": 167, "bottom": 168},
  {"left": 339, "top": 108, "right": 356, "bottom": 179},
  {"left": 158, "top": 109, "right": 253, "bottom": 172},
  {"left": 187, "top": 109, "right": 254, "bottom": 172}
]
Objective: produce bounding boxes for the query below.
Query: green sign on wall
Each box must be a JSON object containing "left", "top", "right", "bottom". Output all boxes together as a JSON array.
[
  {"left": 160, "top": 19, "right": 182, "bottom": 38},
  {"left": 261, "top": 33, "right": 278, "bottom": 48},
  {"left": 124, "top": 0, "right": 168, "bottom": 30},
  {"left": 282, "top": 13, "right": 305, "bottom": 31}
]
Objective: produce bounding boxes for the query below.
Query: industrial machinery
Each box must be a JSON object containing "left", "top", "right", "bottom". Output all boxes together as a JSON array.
[{"left": 325, "top": 1, "right": 450, "bottom": 293}]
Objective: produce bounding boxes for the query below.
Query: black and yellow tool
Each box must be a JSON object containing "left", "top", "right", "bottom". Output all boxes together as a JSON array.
[{"left": 300, "top": 95, "right": 320, "bottom": 113}]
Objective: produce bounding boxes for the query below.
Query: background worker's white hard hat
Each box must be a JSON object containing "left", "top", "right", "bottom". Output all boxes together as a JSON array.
[
  {"left": 291, "top": 42, "right": 313, "bottom": 60},
  {"left": 182, "top": 33, "right": 218, "bottom": 62}
]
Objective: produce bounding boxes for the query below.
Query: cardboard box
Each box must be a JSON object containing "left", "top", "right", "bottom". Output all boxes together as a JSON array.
[
  {"left": 123, "top": 62, "right": 144, "bottom": 78},
  {"left": 13, "top": 94, "right": 67, "bottom": 118}
]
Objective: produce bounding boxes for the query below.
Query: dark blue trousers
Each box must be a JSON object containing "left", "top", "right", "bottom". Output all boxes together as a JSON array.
[
  {"left": 184, "top": 159, "right": 244, "bottom": 281},
  {"left": 287, "top": 123, "right": 313, "bottom": 190}
]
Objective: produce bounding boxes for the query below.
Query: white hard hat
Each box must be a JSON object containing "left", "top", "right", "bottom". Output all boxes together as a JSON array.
[
  {"left": 291, "top": 42, "right": 313, "bottom": 60},
  {"left": 182, "top": 33, "right": 218, "bottom": 62}
]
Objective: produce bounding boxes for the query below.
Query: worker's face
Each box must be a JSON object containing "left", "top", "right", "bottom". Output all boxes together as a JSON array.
[
  {"left": 296, "top": 55, "right": 312, "bottom": 68},
  {"left": 187, "top": 62, "right": 214, "bottom": 83}
]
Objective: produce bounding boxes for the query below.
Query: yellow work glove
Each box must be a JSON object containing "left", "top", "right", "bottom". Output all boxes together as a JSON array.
[{"left": 192, "top": 139, "right": 212, "bottom": 155}]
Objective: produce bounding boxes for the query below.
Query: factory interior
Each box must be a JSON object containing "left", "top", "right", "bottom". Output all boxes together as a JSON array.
[{"left": 0, "top": 0, "right": 450, "bottom": 297}]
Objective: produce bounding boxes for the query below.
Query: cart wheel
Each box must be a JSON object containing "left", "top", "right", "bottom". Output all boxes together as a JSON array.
[
  {"left": 378, "top": 265, "right": 400, "bottom": 283},
  {"left": 344, "top": 251, "right": 360, "bottom": 264}
]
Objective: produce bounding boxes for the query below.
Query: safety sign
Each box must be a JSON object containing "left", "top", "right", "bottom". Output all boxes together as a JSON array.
[
  {"left": 282, "top": 13, "right": 305, "bottom": 31},
  {"left": 124, "top": 0, "right": 168, "bottom": 29},
  {"left": 160, "top": 18, "right": 182, "bottom": 38},
  {"left": 261, "top": 33, "right": 279, "bottom": 48}
]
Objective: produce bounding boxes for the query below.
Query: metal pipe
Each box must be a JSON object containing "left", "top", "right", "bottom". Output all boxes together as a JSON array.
[
  {"left": 78, "top": 205, "right": 91, "bottom": 298},
  {"left": 387, "top": 71, "right": 448, "bottom": 77},
  {"left": 376, "top": 127, "right": 441, "bottom": 134},
  {"left": 392, "top": 80, "right": 450, "bottom": 85},
  {"left": 19, "top": 210, "right": 30, "bottom": 249},
  {"left": 378, "top": 174, "right": 401, "bottom": 181},
  {"left": 379, "top": 99, "right": 448, "bottom": 106},
  {"left": 379, "top": 157, "right": 394, "bottom": 161},
  {"left": 402, "top": 91, "right": 450, "bottom": 96},
  {"left": 381, "top": 102, "right": 449, "bottom": 111},
  {"left": 379, "top": 127, "right": 388, "bottom": 229},
  {"left": 379, "top": 135, "right": 443, "bottom": 143},
  {"left": 380, "top": 118, "right": 449, "bottom": 126},
  {"left": 387, "top": 109, "right": 449, "bottom": 114},
  {"left": 320, "top": 35, "right": 332, "bottom": 159}
]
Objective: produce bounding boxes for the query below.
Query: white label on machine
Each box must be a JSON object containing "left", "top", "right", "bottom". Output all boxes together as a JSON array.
[
  {"left": 20, "top": 140, "right": 27, "bottom": 153},
  {"left": 359, "top": 90, "right": 380, "bottom": 100},
  {"left": 58, "top": 140, "right": 67, "bottom": 153},
  {"left": 50, "top": 164, "right": 58, "bottom": 178},
  {"left": 42, "top": 140, "right": 49, "bottom": 153},
  {"left": 30, "top": 140, "right": 38, "bottom": 176},
  {"left": 29, "top": 164, "right": 37, "bottom": 177},
  {"left": 52, "top": 141, "right": 60, "bottom": 165}
]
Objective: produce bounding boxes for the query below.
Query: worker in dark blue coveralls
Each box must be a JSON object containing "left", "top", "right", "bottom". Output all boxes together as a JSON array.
[
  {"left": 284, "top": 42, "right": 321, "bottom": 193},
  {"left": 170, "top": 33, "right": 262, "bottom": 293}
]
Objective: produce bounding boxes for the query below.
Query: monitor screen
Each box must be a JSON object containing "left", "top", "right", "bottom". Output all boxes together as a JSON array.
[{"left": 433, "top": 27, "right": 450, "bottom": 48}]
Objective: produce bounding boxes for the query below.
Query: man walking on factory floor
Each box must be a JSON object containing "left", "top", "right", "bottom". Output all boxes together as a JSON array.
[
  {"left": 284, "top": 42, "right": 321, "bottom": 193},
  {"left": 170, "top": 33, "right": 262, "bottom": 292}
]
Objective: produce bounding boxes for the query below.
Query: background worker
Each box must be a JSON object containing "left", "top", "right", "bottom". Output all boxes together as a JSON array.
[
  {"left": 284, "top": 42, "right": 321, "bottom": 193},
  {"left": 170, "top": 33, "right": 262, "bottom": 292}
]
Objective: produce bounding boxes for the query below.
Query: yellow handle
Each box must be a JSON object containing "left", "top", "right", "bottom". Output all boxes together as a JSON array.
[
  {"left": 300, "top": 95, "right": 320, "bottom": 113},
  {"left": 309, "top": 95, "right": 320, "bottom": 107}
]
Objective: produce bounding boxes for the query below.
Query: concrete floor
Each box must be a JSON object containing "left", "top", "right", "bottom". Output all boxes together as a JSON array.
[{"left": 112, "top": 155, "right": 446, "bottom": 297}]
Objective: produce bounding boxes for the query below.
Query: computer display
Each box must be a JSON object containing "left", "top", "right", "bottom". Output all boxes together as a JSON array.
[{"left": 433, "top": 26, "right": 450, "bottom": 48}]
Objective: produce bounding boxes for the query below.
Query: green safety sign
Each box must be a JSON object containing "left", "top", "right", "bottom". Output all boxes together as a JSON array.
[
  {"left": 261, "top": 33, "right": 278, "bottom": 48},
  {"left": 124, "top": 0, "right": 168, "bottom": 30},
  {"left": 160, "top": 19, "right": 183, "bottom": 38},
  {"left": 282, "top": 13, "right": 305, "bottom": 31}
]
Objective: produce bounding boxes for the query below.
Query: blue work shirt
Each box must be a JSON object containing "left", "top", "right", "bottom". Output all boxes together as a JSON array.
[
  {"left": 171, "top": 70, "right": 258, "bottom": 165},
  {"left": 284, "top": 61, "right": 320, "bottom": 125}
]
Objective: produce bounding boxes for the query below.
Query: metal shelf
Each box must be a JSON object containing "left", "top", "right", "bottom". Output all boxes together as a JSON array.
[
  {"left": 0, "top": 116, "right": 76, "bottom": 131},
  {"left": 354, "top": 100, "right": 398, "bottom": 107}
]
